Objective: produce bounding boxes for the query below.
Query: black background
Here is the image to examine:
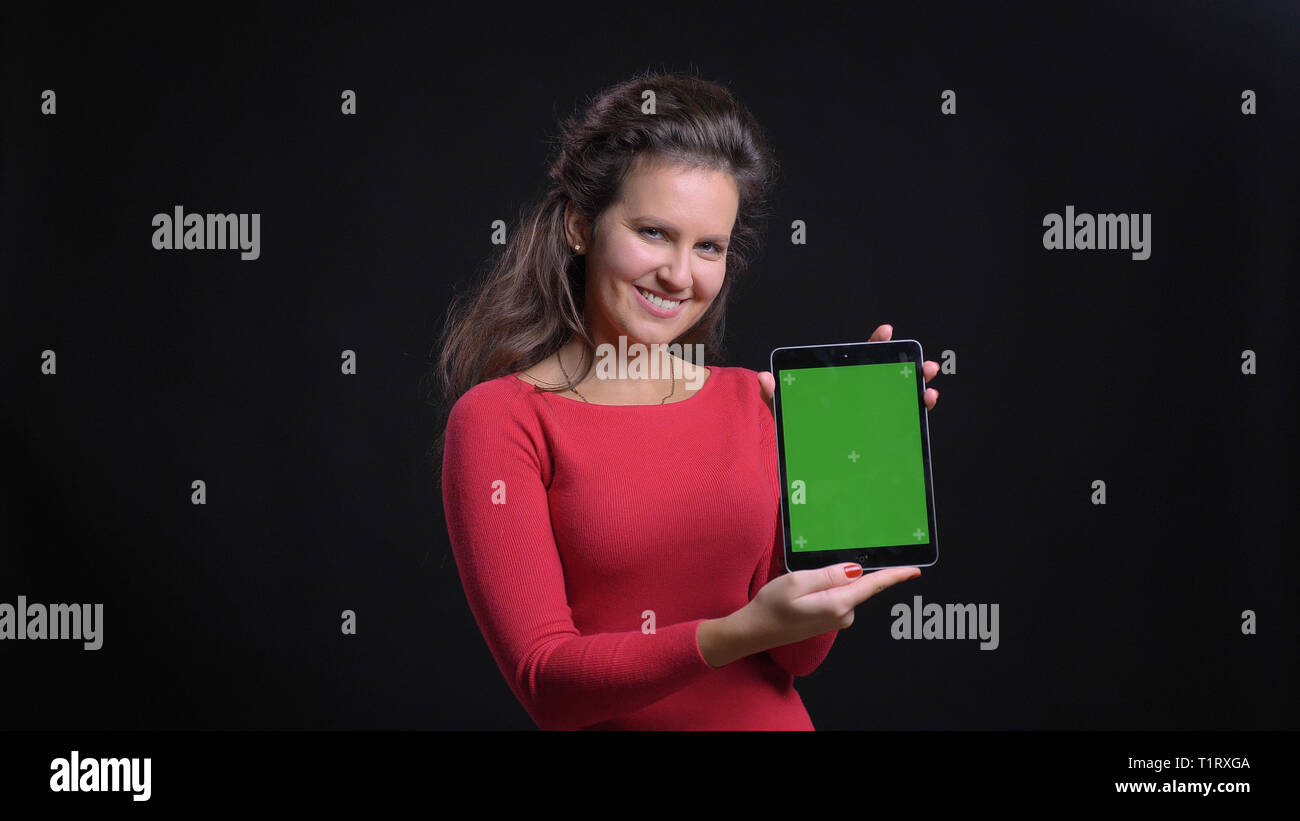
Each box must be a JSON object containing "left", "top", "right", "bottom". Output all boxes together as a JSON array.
[{"left": 2, "top": 2, "right": 1296, "bottom": 731}]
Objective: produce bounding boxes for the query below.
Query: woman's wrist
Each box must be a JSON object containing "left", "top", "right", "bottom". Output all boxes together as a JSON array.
[{"left": 697, "top": 611, "right": 768, "bottom": 668}]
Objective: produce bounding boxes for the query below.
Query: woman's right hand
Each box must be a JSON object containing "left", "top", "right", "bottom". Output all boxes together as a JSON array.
[{"left": 738, "top": 563, "right": 921, "bottom": 651}]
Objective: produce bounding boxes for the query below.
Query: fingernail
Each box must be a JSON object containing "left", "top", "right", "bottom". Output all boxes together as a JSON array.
[{"left": 843, "top": 564, "right": 863, "bottom": 579}]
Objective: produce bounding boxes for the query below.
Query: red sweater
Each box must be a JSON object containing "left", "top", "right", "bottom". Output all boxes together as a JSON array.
[{"left": 440, "top": 365, "right": 839, "bottom": 730}]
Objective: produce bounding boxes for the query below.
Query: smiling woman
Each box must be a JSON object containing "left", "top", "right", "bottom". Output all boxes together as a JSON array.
[
  {"left": 433, "top": 70, "right": 776, "bottom": 413},
  {"left": 428, "top": 69, "right": 913, "bottom": 730},
  {"left": 564, "top": 157, "right": 738, "bottom": 343}
]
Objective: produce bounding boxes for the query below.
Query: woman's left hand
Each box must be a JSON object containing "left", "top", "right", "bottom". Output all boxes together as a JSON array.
[{"left": 757, "top": 324, "right": 939, "bottom": 411}]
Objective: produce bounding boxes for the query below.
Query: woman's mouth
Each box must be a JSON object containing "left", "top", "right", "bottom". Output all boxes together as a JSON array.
[{"left": 634, "top": 285, "right": 687, "bottom": 318}]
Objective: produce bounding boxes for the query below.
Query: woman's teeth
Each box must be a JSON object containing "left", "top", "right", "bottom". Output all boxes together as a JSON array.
[{"left": 637, "top": 286, "right": 680, "bottom": 309}]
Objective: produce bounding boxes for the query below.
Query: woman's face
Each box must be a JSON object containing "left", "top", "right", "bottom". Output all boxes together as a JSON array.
[{"left": 569, "top": 157, "right": 738, "bottom": 351}]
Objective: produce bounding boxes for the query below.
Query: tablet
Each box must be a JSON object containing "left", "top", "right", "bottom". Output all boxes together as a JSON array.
[{"left": 771, "top": 340, "right": 939, "bottom": 573}]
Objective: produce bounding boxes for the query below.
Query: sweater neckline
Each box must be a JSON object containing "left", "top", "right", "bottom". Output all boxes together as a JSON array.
[{"left": 512, "top": 366, "right": 715, "bottom": 408}]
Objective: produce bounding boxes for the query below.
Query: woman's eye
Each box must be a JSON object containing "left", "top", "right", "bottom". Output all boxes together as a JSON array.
[{"left": 641, "top": 227, "right": 723, "bottom": 254}]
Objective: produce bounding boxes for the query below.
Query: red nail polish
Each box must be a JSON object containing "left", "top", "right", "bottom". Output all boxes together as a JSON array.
[{"left": 844, "top": 564, "right": 863, "bottom": 579}]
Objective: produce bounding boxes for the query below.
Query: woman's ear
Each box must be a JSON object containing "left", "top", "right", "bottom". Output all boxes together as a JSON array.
[{"left": 563, "top": 201, "right": 591, "bottom": 251}]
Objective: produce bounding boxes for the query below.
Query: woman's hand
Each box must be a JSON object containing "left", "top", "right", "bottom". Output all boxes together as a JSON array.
[
  {"left": 757, "top": 324, "right": 940, "bottom": 411},
  {"left": 737, "top": 563, "right": 921, "bottom": 653}
]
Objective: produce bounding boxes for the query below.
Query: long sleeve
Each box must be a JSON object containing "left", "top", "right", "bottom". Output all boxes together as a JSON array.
[
  {"left": 441, "top": 383, "right": 718, "bottom": 730},
  {"left": 752, "top": 383, "right": 839, "bottom": 677}
]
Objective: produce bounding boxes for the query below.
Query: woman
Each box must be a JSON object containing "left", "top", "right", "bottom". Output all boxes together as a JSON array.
[{"left": 433, "top": 70, "right": 940, "bottom": 730}]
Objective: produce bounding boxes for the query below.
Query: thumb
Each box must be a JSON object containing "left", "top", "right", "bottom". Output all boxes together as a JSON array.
[
  {"left": 757, "top": 371, "right": 775, "bottom": 406},
  {"left": 785, "top": 564, "right": 921, "bottom": 599},
  {"left": 783, "top": 562, "right": 867, "bottom": 597}
]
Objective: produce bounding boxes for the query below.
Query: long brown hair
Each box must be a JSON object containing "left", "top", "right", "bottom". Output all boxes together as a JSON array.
[{"left": 426, "top": 68, "right": 779, "bottom": 466}]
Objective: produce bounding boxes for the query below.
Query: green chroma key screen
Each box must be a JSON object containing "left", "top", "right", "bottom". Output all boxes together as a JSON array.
[{"left": 779, "top": 362, "right": 929, "bottom": 552}]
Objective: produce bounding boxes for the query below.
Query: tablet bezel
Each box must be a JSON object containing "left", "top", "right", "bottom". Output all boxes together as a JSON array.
[{"left": 770, "top": 339, "right": 939, "bottom": 573}]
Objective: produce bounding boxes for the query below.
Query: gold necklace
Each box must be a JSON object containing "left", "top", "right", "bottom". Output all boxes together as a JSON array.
[{"left": 558, "top": 348, "right": 676, "bottom": 404}]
